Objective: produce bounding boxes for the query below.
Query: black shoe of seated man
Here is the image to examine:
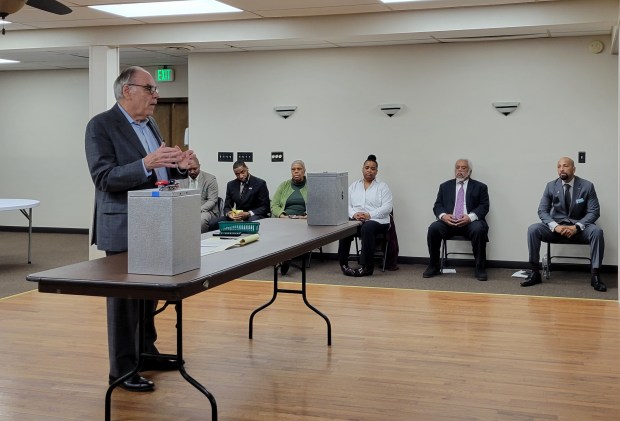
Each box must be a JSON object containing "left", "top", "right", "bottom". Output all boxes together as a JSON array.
[
  {"left": 280, "top": 261, "right": 290, "bottom": 276},
  {"left": 520, "top": 271, "right": 542, "bottom": 287},
  {"left": 354, "top": 266, "right": 374, "bottom": 277},
  {"left": 109, "top": 374, "right": 154, "bottom": 392},
  {"left": 142, "top": 357, "right": 181, "bottom": 372},
  {"left": 422, "top": 265, "right": 440, "bottom": 278},
  {"left": 475, "top": 269, "right": 488, "bottom": 281},
  {"left": 591, "top": 275, "right": 607, "bottom": 292},
  {"left": 341, "top": 265, "right": 357, "bottom": 277}
]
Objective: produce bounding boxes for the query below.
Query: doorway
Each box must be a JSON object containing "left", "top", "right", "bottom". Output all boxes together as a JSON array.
[{"left": 153, "top": 98, "right": 188, "bottom": 150}]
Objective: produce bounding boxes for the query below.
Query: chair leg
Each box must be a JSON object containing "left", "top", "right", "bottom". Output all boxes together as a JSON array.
[
  {"left": 543, "top": 242, "right": 551, "bottom": 279},
  {"left": 440, "top": 239, "right": 447, "bottom": 272},
  {"left": 308, "top": 246, "right": 324, "bottom": 268},
  {"left": 382, "top": 243, "right": 388, "bottom": 272}
]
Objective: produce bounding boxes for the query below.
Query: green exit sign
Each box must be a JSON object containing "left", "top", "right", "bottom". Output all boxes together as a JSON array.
[{"left": 157, "top": 68, "right": 175, "bottom": 82}]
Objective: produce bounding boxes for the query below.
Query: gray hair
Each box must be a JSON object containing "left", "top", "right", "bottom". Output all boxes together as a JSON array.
[
  {"left": 291, "top": 160, "right": 305, "bottom": 170},
  {"left": 113, "top": 66, "right": 145, "bottom": 101},
  {"left": 456, "top": 158, "right": 473, "bottom": 174}
]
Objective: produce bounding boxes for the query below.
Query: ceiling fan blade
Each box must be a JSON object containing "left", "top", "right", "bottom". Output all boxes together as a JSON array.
[{"left": 25, "top": 0, "right": 71, "bottom": 15}]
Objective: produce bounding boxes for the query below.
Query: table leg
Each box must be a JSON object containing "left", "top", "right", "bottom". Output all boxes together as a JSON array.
[
  {"left": 248, "top": 254, "right": 332, "bottom": 345},
  {"left": 175, "top": 301, "right": 218, "bottom": 420},
  {"left": 105, "top": 299, "right": 146, "bottom": 421},
  {"left": 19, "top": 208, "right": 33, "bottom": 264},
  {"left": 105, "top": 300, "right": 218, "bottom": 421},
  {"left": 299, "top": 255, "right": 332, "bottom": 346}
]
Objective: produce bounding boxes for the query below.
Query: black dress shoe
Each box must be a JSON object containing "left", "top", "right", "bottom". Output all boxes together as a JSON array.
[
  {"left": 422, "top": 265, "right": 440, "bottom": 278},
  {"left": 341, "top": 265, "right": 357, "bottom": 277},
  {"left": 475, "top": 269, "right": 488, "bottom": 281},
  {"left": 142, "top": 358, "right": 180, "bottom": 371},
  {"left": 110, "top": 375, "right": 154, "bottom": 392},
  {"left": 280, "top": 261, "right": 290, "bottom": 276},
  {"left": 591, "top": 275, "right": 607, "bottom": 292},
  {"left": 354, "top": 266, "right": 374, "bottom": 277},
  {"left": 520, "top": 271, "right": 542, "bottom": 287}
]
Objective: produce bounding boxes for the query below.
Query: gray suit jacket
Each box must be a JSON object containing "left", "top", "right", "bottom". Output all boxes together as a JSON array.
[
  {"left": 178, "top": 171, "right": 220, "bottom": 218},
  {"left": 538, "top": 176, "right": 600, "bottom": 227},
  {"left": 85, "top": 103, "right": 186, "bottom": 252}
]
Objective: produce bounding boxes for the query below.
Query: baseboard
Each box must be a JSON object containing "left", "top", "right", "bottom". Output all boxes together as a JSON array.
[
  {"left": 0, "top": 226, "right": 89, "bottom": 235},
  {"left": 317, "top": 252, "right": 618, "bottom": 273}
]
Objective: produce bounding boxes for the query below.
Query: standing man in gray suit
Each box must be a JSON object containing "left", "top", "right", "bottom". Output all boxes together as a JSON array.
[
  {"left": 85, "top": 66, "right": 196, "bottom": 391},
  {"left": 178, "top": 156, "right": 219, "bottom": 233},
  {"left": 522, "top": 156, "right": 605, "bottom": 291}
]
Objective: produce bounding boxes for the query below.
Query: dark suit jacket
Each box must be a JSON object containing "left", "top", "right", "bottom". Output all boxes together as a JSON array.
[
  {"left": 538, "top": 176, "right": 600, "bottom": 226},
  {"left": 85, "top": 103, "right": 186, "bottom": 252},
  {"left": 223, "top": 175, "right": 270, "bottom": 217},
  {"left": 433, "top": 178, "right": 490, "bottom": 221}
]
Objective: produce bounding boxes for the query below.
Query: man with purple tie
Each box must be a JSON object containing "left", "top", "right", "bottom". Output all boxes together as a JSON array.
[
  {"left": 522, "top": 157, "right": 605, "bottom": 291},
  {"left": 423, "top": 159, "right": 490, "bottom": 281}
]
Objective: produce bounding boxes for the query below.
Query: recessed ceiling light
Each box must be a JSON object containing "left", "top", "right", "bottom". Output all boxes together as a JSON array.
[
  {"left": 0, "top": 59, "right": 19, "bottom": 64},
  {"left": 90, "top": 0, "right": 242, "bottom": 18}
]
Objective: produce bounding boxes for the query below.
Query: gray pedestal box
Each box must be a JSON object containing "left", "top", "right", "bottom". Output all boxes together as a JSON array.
[
  {"left": 128, "top": 188, "right": 200, "bottom": 275},
  {"left": 306, "top": 172, "right": 348, "bottom": 226}
]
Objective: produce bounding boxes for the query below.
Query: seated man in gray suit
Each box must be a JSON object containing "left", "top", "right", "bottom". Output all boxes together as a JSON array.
[
  {"left": 178, "top": 156, "right": 219, "bottom": 233},
  {"left": 522, "top": 156, "right": 605, "bottom": 291}
]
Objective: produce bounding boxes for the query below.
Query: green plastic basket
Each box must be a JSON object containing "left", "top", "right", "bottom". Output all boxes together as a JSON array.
[{"left": 218, "top": 221, "right": 260, "bottom": 234}]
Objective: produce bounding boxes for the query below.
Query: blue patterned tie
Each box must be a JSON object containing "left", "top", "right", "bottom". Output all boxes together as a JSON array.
[{"left": 454, "top": 182, "right": 465, "bottom": 219}]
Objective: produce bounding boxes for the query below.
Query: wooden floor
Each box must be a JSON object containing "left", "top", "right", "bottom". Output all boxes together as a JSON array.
[{"left": 1, "top": 280, "right": 619, "bottom": 421}]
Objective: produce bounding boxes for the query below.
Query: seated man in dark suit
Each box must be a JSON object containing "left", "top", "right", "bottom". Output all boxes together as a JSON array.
[
  {"left": 423, "top": 159, "right": 490, "bottom": 281},
  {"left": 208, "top": 160, "right": 270, "bottom": 231},
  {"left": 522, "top": 156, "right": 605, "bottom": 291}
]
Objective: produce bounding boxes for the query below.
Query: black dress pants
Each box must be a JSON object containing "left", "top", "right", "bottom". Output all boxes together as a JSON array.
[
  {"left": 338, "top": 220, "right": 389, "bottom": 269},
  {"left": 426, "top": 220, "right": 488, "bottom": 270},
  {"left": 105, "top": 251, "right": 159, "bottom": 379}
]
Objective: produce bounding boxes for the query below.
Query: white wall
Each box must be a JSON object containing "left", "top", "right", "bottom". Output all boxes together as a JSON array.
[
  {"left": 188, "top": 37, "right": 618, "bottom": 264},
  {"left": 0, "top": 66, "right": 189, "bottom": 230},
  {"left": 0, "top": 39, "right": 616, "bottom": 265},
  {"left": 0, "top": 69, "right": 91, "bottom": 229}
]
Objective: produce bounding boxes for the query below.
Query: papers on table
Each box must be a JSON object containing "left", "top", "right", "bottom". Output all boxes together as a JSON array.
[{"left": 200, "top": 234, "right": 260, "bottom": 256}]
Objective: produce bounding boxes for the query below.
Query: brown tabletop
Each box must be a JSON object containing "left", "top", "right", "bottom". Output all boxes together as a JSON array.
[{"left": 27, "top": 219, "right": 359, "bottom": 301}]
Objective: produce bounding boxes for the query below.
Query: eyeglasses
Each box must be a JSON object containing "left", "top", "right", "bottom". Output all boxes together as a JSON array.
[{"left": 126, "top": 83, "right": 159, "bottom": 95}]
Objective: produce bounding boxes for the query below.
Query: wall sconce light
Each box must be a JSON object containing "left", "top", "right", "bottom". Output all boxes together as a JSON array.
[
  {"left": 492, "top": 102, "right": 520, "bottom": 116},
  {"left": 274, "top": 106, "right": 297, "bottom": 119},
  {"left": 379, "top": 104, "right": 403, "bottom": 117}
]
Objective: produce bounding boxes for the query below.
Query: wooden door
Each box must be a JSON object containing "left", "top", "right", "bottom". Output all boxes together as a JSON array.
[{"left": 153, "top": 98, "right": 188, "bottom": 150}]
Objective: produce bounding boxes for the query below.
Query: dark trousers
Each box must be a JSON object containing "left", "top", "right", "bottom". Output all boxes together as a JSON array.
[
  {"left": 106, "top": 251, "right": 159, "bottom": 379},
  {"left": 427, "top": 220, "right": 488, "bottom": 270},
  {"left": 526, "top": 222, "right": 604, "bottom": 270},
  {"left": 338, "top": 220, "right": 389, "bottom": 269}
]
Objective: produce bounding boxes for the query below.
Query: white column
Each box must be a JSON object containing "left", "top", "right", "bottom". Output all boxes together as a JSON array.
[{"left": 88, "top": 46, "right": 119, "bottom": 260}]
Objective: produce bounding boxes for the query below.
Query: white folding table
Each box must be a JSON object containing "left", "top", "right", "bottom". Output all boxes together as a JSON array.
[{"left": 0, "top": 198, "right": 40, "bottom": 263}]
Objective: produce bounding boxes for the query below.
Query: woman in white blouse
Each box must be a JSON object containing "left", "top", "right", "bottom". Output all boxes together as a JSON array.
[{"left": 338, "top": 154, "right": 393, "bottom": 277}]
